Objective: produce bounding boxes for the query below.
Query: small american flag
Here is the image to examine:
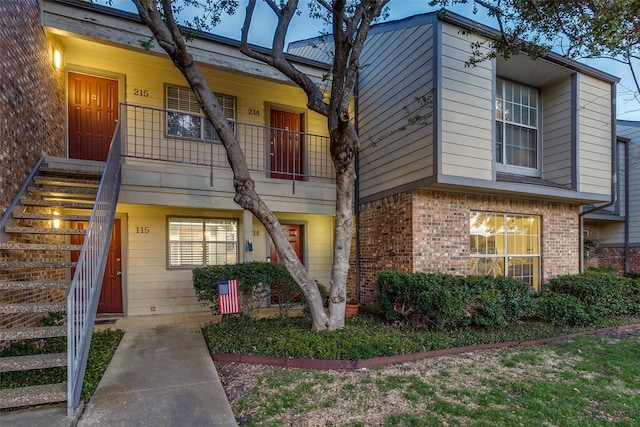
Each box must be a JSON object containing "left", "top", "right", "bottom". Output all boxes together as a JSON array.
[{"left": 217, "top": 279, "right": 240, "bottom": 314}]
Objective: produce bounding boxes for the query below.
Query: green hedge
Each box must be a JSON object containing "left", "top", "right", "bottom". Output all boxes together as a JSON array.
[
  {"left": 376, "top": 272, "right": 536, "bottom": 330},
  {"left": 192, "top": 262, "right": 327, "bottom": 318},
  {"left": 539, "top": 272, "right": 640, "bottom": 325}
]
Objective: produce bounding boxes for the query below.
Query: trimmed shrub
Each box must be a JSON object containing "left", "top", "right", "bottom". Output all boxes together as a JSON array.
[
  {"left": 376, "top": 271, "right": 536, "bottom": 330},
  {"left": 193, "top": 262, "right": 328, "bottom": 319},
  {"left": 539, "top": 272, "right": 640, "bottom": 325},
  {"left": 193, "top": 262, "right": 296, "bottom": 318}
]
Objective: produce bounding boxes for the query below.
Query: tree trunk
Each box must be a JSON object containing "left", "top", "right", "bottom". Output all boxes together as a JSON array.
[{"left": 132, "top": 0, "right": 330, "bottom": 330}]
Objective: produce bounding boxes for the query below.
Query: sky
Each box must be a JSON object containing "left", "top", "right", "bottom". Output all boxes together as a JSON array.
[{"left": 99, "top": 0, "right": 638, "bottom": 120}]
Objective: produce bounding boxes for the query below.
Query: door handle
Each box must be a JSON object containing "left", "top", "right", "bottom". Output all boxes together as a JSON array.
[{"left": 116, "top": 270, "right": 122, "bottom": 277}]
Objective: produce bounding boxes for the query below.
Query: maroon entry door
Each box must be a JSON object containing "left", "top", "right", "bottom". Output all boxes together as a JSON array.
[
  {"left": 270, "top": 109, "right": 304, "bottom": 180},
  {"left": 71, "top": 219, "right": 123, "bottom": 314},
  {"left": 269, "top": 223, "right": 304, "bottom": 304},
  {"left": 68, "top": 72, "right": 119, "bottom": 161}
]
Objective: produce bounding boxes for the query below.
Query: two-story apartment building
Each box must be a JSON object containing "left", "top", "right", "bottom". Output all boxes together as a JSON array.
[
  {"left": 292, "top": 12, "right": 619, "bottom": 304},
  {"left": 39, "top": 0, "right": 337, "bottom": 318},
  {"left": 0, "top": 0, "right": 620, "bottom": 413}
]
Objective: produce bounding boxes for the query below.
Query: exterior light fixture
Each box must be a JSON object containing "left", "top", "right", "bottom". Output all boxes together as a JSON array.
[
  {"left": 52, "top": 211, "right": 61, "bottom": 229},
  {"left": 53, "top": 49, "right": 62, "bottom": 69}
]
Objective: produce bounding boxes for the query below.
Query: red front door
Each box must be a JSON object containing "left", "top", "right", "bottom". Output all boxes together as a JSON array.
[
  {"left": 270, "top": 109, "right": 304, "bottom": 180},
  {"left": 270, "top": 223, "right": 304, "bottom": 304},
  {"left": 71, "top": 219, "right": 123, "bottom": 314},
  {"left": 68, "top": 72, "right": 119, "bottom": 161}
]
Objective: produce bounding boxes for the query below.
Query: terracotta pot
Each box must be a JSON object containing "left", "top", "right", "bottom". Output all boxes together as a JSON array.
[{"left": 345, "top": 302, "right": 360, "bottom": 318}]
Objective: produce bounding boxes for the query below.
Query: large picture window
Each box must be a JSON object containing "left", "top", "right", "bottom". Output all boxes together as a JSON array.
[
  {"left": 166, "top": 85, "right": 235, "bottom": 141},
  {"left": 168, "top": 217, "right": 237, "bottom": 268},
  {"left": 470, "top": 212, "right": 540, "bottom": 291},
  {"left": 495, "top": 78, "right": 539, "bottom": 171}
]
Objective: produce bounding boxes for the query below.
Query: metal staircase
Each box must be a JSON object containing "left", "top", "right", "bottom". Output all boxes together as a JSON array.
[
  {"left": 0, "top": 163, "right": 102, "bottom": 409},
  {"left": 0, "top": 123, "right": 121, "bottom": 417}
]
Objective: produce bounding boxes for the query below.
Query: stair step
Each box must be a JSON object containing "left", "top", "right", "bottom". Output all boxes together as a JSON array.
[
  {"left": 34, "top": 175, "right": 100, "bottom": 187},
  {"left": 0, "top": 303, "right": 66, "bottom": 314},
  {"left": 40, "top": 166, "right": 103, "bottom": 178},
  {"left": 28, "top": 185, "right": 98, "bottom": 198},
  {"left": 0, "top": 353, "right": 67, "bottom": 373},
  {"left": 20, "top": 197, "right": 95, "bottom": 209},
  {"left": 1, "top": 261, "right": 77, "bottom": 268},
  {"left": 13, "top": 211, "right": 91, "bottom": 221},
  {"left": 0, "top": 242, "right": 83, "bottom": 251},
  {"left": 0, "top": 281, "right": 71, "bottom": 290},
  {"left": 5, "top": 226, "right": 86, "bottom": 235},
  {"left": 0, "top": 383, "right": 67, "bottom": 409},
  {"left": 0, "top": 326, "right": 66, "bottom": 341}
]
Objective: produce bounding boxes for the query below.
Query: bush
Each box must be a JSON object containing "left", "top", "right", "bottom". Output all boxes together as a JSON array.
[
  {"left": 539, "top": 272, "right": 640, "bottom": 325},
  {"left": 538, "top": 292, "right": 592, "bottom": 326},
  {"left": 193, "top": 262, "right": 323, "bottom": 318},
  {"left": 376, "top": 272, "right": 536, "bottom": 330}
]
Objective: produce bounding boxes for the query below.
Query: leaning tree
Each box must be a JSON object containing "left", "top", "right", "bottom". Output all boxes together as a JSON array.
[{"left": 131, "top": 0, "right": 390, "bottom": 330}]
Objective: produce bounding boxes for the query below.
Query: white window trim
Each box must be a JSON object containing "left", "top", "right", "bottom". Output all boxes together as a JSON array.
[{"left": 495, "top": 78, "right": 542, "bottom": 177}]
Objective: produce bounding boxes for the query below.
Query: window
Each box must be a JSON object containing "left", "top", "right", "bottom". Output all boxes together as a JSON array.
[
  {"left": 495, "top": 79, "right": 539, "bottom": 171},
  {"left": 166, "top": 85, "right": 235, "bottom": 141},
  {"left": 470, "top": 212, "right": 540, "bottom": 291},
  {"left": 168, "top": 217, "right": 237, "bottom": 268}
]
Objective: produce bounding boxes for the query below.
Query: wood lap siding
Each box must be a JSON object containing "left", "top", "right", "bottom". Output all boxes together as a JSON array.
[
  {"left": 578, "top": 74, "right": 613, "bottom": 195},
  {"left": 439, "top": 23, "right": 493, "bottom": 180},
  {"left": 358, "top": 25, "right": 435, "bottom": 199},
  {"left": 542, "top": 77, "right": 573, "bottom": 186}
]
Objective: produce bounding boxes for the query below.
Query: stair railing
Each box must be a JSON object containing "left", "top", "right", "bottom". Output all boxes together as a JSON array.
[
  {"left": 0, "top": 157, "right": 45, "bottom": 243},
  {"left": 67, "top": 120, "right": 122, "bottom": 417}
]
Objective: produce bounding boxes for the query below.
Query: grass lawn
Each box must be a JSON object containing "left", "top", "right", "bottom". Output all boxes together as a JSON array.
[
  {"left": 0, "top": 328, "right": 124, "bottom": 402},
  {"left": 206, "top": 316, "right": 640, "bottom": 426}
]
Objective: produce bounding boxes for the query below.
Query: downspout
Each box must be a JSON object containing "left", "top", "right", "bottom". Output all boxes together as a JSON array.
[
  {"left": 624, "top": 139, "right": 630, "bottom": 273},
  {"left": 354, "top": 73, "right": 361, "bottom": 304},
  {"left": 578, "top": 100, "right": 617, "bottom": 272}
]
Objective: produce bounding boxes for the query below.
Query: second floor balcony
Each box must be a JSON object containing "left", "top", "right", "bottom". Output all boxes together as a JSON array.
[{"left": 120, "top": 103, "right": 335, "bottom": 186}]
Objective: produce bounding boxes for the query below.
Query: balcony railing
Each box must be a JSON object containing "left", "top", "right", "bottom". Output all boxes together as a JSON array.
[{"left": 120, "top": 104, "right": 334, "bottom": 187}]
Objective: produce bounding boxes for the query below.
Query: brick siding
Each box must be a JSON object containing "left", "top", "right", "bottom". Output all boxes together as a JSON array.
[
  {"left": 356, "top": 189, "right": 580, "bottom": 308},
  {"left": 1, "top": 0, "right": 66, "bottom": 337}
]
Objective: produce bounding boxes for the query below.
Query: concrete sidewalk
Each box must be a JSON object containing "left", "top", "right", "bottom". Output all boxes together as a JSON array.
[
  {"left": 0, "top": 313, "right": 237, "bottom": 427},
  {"left": 78, "top": 313, "right": 237, "bottom": 426}
]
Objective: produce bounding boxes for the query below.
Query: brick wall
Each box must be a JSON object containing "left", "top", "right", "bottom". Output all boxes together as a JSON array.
[
  {"left": 356, "top": 189, "right": 581, "bottom": 308},
  {"left": 0, "top": 0, "right": 65, "bottom": 216},
  {"left": 0, "top": 0, "right": 66, "bottom": 339}
]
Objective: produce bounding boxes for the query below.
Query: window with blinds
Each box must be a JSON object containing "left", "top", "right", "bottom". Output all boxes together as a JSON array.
[
  {"left": 166, "top": 85, "right": 235, "bottom": 141},
  {"left": 168, "top": 217, "right": 238, "bottom": 268}
]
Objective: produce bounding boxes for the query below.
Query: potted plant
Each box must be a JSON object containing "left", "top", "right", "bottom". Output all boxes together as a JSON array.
[{"left": 345, "top": 299, "right": 360, "bottom": 318}]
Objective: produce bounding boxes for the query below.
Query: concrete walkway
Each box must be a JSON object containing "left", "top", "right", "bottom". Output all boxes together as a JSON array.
[
  {"left": 0, "top": 313, "right": 237, "bottom": 427},
  {"left": 78, "top": 313, "right": 237, "bottom": 426}
]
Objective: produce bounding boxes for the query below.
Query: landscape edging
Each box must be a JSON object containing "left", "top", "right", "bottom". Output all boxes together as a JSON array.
[{"left": 210, "top": 323, "right": 640, "bottom": 370}]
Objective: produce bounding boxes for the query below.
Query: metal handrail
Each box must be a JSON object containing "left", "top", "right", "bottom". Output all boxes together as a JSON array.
[
  {"left": 67, "top": 121, "right": 122, "bottom": 417},
  {"left": 121, "top": 103, "right": 334, "bottom": 184},
  {"left": 0, "top": 157, "right": 45, "bottom": 243}
]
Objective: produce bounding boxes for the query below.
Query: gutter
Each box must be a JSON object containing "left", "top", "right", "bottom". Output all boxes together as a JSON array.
[
  {"left": 624, "top": 139, "right": 630, "bottom": 273},
  {"left": 354, "top": 74, "right": 361, "bottom": 304}
]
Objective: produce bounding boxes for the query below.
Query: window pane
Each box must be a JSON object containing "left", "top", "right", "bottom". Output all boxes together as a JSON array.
[
  {"left": 470, "top": 212, "right": 540, "bottom": 290},
  {"left": 166, "top": 86, "right": 236, "bottom": 142},
  {"left": 167, "top": 112, "right": 202, "bottom": 139},
  {"left": 508, "top": 257, "right": 539, "bottom": 290},
  {"left": 169, "top": 217, "right": 237, "bottom": 268},
  {"left": 470, "top": 257, "right": 504, "bottom": 277},
  {"left": 169, "top": 242, "right": 204, "bottom": 267},
  {"left": 495, "top": 80, "right": 538, "bottom": 169}
]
